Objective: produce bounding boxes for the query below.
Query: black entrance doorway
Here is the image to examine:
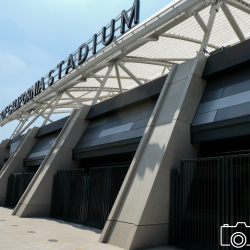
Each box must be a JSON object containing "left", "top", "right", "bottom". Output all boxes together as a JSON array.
[
  {"left": 51, "top": 165, "right": 129, "bottom": 229},
  {"left": 171, "top": 154, "right": 250, "bottom": 250}
]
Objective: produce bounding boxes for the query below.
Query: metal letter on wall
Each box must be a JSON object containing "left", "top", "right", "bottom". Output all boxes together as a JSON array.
[{"left": 121, "top": 0, "right": 140, "bottom": 34}]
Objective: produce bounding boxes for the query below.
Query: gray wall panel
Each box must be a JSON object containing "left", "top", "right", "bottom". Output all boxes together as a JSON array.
[
  {"left": 87, "top": 117, "right": 108, "bottom": 128},
  {"left": 78, "top": 131, "right": 102, "bottom": 143},
  {"left": 192, "top": 111, "right": 217, "bottom": 126},
  {"left": 33, "top": 138, "right": 57, "bottom": 148},
  {"left": 26, "top": 150, "right": 51, "bottom": 159},
  {"left": 107, "top": 105, "right": 142, "bottom": 122},
  {"left": 118, "top": 109, "right": 153, "bottom": 126},
  {"left": 84, "top": 120, "right": 120, "bottom": 135},
  {"left": 75, "top": 100, "right": 157, "bottom": 153},
  {"left": 200, "top": 88, "right": 224, "bottom": 104},
  {"left": 75, "top": 136, "right": 111, "bottom": 149},
  {"left": 196, "top": 89, "right": 250, "bottom": 115},
  {"left": 137, "top": 101, "right": 157, "bottom": 113},
  {"left": 100, "top": 123, "right": 133, "bottom": 138},
  {"left": 25, "top": 131, "right": 59, "bottom": 162},
  {"left": 109, "top": 127, "right": 146, "bottom": 143},
  {"left": 214, "top": 101, "right": 250, "bottom": 122},
  {"left": 27, "top": 144, "right": 53, "bottom": 155},
  {"left": 222, "top": 79, "right": 250, "bottom": 98},
  {"left": 204, "top": 66, "right": 250, "bottom": 93},
  {"left": 131, "top": 118, "right": 150, "bottom": 130}
]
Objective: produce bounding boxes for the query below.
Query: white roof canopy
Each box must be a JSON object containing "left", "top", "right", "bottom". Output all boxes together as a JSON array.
[{"left": 2, "top": 0, "right": 250, "bottom": 138}]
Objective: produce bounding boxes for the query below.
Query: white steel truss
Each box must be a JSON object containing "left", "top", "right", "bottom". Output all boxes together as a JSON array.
[{"left": 2, "top": 0, "right": 250, "bottom": 138}]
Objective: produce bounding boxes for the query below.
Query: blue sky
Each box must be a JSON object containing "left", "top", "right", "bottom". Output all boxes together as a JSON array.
[{"left": 0, "top": 0, "right": 172, "bottom": 142}]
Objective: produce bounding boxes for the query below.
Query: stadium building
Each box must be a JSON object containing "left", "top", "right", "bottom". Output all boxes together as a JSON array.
[{"left": 1, "top": 0, "right": 250, "bottom": 249}]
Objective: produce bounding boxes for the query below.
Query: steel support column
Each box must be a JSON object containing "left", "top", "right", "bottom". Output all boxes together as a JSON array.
[
  {"left": 115, "top": 64, "right": 123, "bottom": 93},
  {"left": 118, "top": 63, "right": 143, "bottom": 86},
  {"left": 41, "top": 93, "right": 63, "bottom": 126},
  {"left": 200, "top": 2, "right": 221, "bottom": 51},
  {"left": 221, "top": 2, "right": 245, "bottom": 42},
  {"left": 92, "top": 65, "right": 114, "bottom": 106}
]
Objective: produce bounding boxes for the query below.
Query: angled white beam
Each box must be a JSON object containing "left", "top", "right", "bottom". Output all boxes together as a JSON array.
[
  {"left": 115, "top": 64, "right": 123, "bottom": 93},
  {"left": 41, "top": 115, "right": 54, "bottom": 124},
  {"left": 64, "top": 91, "right": 84, "bottom": 107},
  {"left": 68, "top": 87, "right": 126, "bottom": 92},
  {"left": 194, "top": 13, "right": 208, "bottom": 33},
  {"left": 91, "top": 73, "right": 104, "bottom": 85},
  {"left": 161, "top": 66, "right": 167, "bottom": 76},
  {"left": 17, "top": 97, "right": 58, "bottom": 135},
  {"left": 118, "top": 63, "right": 143, "bottom": 86},
  {"left": 200, "top": 3, "right": 220, "bottom": 51},
  {"left": 18, "top": 106, "right": 49, "bottom": 135},
  {"left": 161, "top": 33, "right": 220, "bottom": 49},
  {"left": 92, "top": 65, "right": 114, "bottom": 105},
  {"left": 89, "top": 75, "right": 148, "bottom": 81},
  {"left": 41, "top": 93, "right": 63, "bottom": 126},
  {"left": 124, "top": 37, "right": 158, "bottom": 53},
  {"left": 224, "top": 0, "right": 250, "bottom": 15},
  {"left": 10, "top": 121, "right": 22, "bottom": 139},
  {"left": 43, "top": 110, "right": 71, "bottom": 115},
  {"left": 60, "top": 93, "right": 116, "bottom": 103},
  {"left": 12, "top": 112, "right": 34, "bottom": 138},
  {"left": 221, "top": 2, "right": 245, "bottom": 42},
  {"left": 120, "top": 58, "right": 173, "bottom": 67},
  {"left": 126, "top": 56, "right": 191, "bottom": 62}
]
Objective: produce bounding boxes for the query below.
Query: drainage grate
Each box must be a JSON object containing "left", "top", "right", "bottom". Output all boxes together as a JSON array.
[
  {"left": 47, "top": 239, "right": 60, "bottom": 243},
  {"left": 0, "top": 220, "right": 6, "bottom": 221},
  {"left": 10, "top": 225, "right": 19, "bottom": 227},
  {"left": 26, "top": 231, "right": 36, "bottom": 234}
]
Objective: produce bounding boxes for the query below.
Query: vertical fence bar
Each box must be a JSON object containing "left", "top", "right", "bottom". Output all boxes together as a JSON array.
[{"left": 170, "top": 169, "right": 177, "bottom": 245}]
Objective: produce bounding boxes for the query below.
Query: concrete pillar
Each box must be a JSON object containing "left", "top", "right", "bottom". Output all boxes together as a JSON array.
[
  {"left": 0, "top": 139, "right": 11, "bottom": 168},
  {"left": 0, "top": 139, "right": 11, "bottom": 156},
  {"left": 100, "top": 53, "right": 207, "bottom": 250},
  {"left": 0, "top": 127, "right": 39, "bottom": 206},
  {"left": 13, "top": 105, "right": 90, "bottom": 217}
]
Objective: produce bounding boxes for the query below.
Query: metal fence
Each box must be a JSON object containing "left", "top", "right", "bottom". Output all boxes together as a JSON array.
[
  {"left": 51, "top": 165, "right": 129, "bottom": 229},
  {"left": 5, "top": 172, "right": 35, "bottom": 208},
  {"left": 171, "top": 154, "right": 250, "bottom": 250}
]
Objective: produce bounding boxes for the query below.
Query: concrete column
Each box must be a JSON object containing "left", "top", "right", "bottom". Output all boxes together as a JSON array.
[
  {"left": 0, "top": 127, "right": 39, "bottom": 206},
  {"left": 13, "top": 105, "right": 90, "bottom": 217},
  {"left": 0, "top": 139, "right": 11, "bottom": 156},
  {"left": 0, "top": 139, "right": 11, "bottom": 168},
  {"left": 100, "top": 53, "right": 207, "bottom": 250}
]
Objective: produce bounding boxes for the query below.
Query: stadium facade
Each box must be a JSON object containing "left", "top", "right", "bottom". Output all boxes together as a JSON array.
[{"left": 1, "top": 0, "right": 250, "bottom": 249}]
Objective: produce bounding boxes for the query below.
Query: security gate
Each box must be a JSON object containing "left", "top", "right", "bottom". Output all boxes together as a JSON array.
[
  {"left": 5, "top": 172, "right": 35, "bottom": 208},
  {"left": 171, "top": 154, "right": 250, "bottom": 250},
  {"left": 51, "top": 165, "right": 129, "bottom": 229}
]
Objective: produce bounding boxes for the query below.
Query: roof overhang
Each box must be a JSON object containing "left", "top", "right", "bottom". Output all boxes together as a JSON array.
[{"left": 2, "top": 0, "right": 250, "bottom": 138}]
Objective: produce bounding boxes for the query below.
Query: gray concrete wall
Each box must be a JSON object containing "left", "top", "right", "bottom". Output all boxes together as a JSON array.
[
  {"left": 100, "top": 53, "right": 207, "bottom": 250},
  {"left": 0, "top": 127, "right": 39, "bottom": 206},
  {"left": 13, "top": 105, "right": 90, "bottom": 217},
  {"left": 0, "top": 139, "right": 10, "bottom": 158}
]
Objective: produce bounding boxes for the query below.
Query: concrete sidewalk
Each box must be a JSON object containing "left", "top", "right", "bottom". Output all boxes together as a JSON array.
[{"left": 0, "top": 207, "right": 183, "bottom": 250}]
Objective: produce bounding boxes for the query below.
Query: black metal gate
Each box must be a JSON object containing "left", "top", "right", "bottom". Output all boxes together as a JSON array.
[
  {"left": 5, "top": 172, "right": 35, "bottom": 208},
  {"left": 171, "top": 154, "right": 250, "bottom": 250},
  {"left": 51, "top": 165, "right": 129, "bottom": 229}
]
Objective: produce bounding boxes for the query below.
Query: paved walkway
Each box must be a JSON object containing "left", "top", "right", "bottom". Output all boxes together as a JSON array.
[{"left": 0, "top": 207, "right": 184, "bottom": 250}]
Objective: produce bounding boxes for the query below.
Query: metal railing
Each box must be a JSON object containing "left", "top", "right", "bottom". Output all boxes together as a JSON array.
[
  {"left": 5, "top": 172, "right": 35, "bottom": 208},
  {"left": 171, "top": 154, "right": 250, "bottom": 250},
  {"left": 51, "top": 165, "right": 129, "bottom": 229}
]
